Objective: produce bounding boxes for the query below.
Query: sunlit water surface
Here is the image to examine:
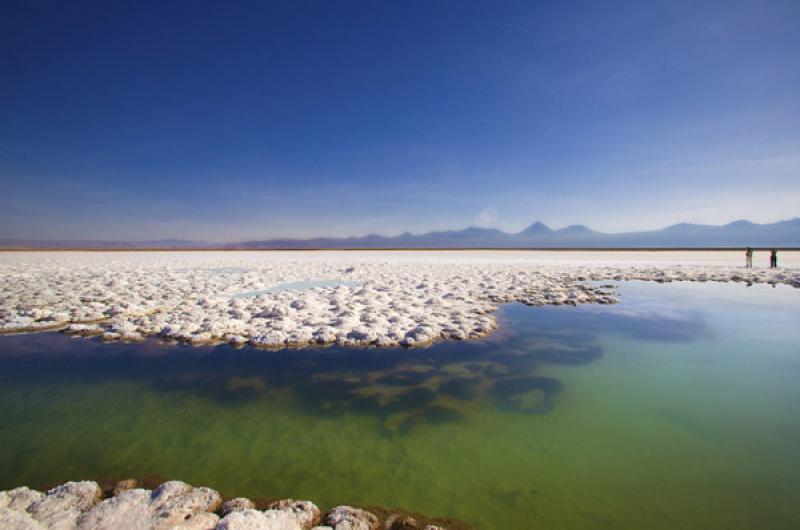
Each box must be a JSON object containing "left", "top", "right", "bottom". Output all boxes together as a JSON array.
[{"left": 1, "top": 282, "right": 799, "bottom": 529}]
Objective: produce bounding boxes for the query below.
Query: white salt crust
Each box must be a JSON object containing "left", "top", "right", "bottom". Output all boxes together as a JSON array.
[{"left": 1, "top": 251, "right": 798, "bottom": 349}]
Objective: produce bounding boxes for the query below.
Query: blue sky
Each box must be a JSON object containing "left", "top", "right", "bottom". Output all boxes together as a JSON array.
[{"left": 1, "top": 0, "right": 798, "bottom": 241}]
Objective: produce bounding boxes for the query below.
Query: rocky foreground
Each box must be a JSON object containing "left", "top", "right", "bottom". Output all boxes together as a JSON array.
[{"left": 0, "top": 479, "right": 454, "bottom": 530}]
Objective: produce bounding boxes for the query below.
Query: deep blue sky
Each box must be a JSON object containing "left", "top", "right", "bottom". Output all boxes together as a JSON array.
[{"left": 2, "top": 0, "right": 798, "bottom": 241}]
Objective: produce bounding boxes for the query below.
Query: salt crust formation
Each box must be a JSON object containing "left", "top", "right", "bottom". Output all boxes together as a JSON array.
[
  {"left": 1, "top": 251, "right": 798, "bottom": 349},
  {"left": 0, "top": 480, "right": 446, "bottom": 530}
]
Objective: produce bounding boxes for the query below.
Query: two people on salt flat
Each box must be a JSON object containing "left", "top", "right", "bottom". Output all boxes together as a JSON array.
[{"left": 745, "top": 247, "right": 778, "bottom": 268}]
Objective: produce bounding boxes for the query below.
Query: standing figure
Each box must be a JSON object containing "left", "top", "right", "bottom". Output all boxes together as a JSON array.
[
  {"left": 770, "top": 249, "right": 778, "bottom": 269},
  {"left": 745, "top": 247, "right": 753, "bottom": 268}
]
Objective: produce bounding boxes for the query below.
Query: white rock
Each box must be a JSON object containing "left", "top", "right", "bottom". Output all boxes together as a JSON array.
[
  {"left": 76, "top": 480, "right": 221, "bottom": 530},
  {"left": 324, "top": 506, "right": 378, "bottom": 530},
  {"left": 264, "top": 499, "right": 320, "bottom": 529},
  {"left": 0, "top": 506, "right": 44, "bottom": 530},
  {"left": 1, "top": 487, "right": 45, "bottom": 512},
  {"left": 28, "top": 481, "right": 102, "bottom": 530},
  {"left": 77, "top": 489, "right": 153, "bottom": 529},
  {"left": 216, "top": 509, "right": 300, "bottom": 530}
]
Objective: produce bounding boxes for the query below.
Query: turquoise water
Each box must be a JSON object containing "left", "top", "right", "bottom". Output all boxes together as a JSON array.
[{"left": 0, "top": 282, "right": 799, "bottom": 529}]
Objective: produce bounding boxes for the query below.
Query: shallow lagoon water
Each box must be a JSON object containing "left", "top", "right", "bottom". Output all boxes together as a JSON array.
[{"left": 1, "top": 282, "right": 799, "bottom": 529}]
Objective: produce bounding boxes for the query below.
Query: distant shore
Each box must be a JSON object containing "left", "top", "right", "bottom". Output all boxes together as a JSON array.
[{"left": 1, "top": 247, "right": 800, "bottom": 252}]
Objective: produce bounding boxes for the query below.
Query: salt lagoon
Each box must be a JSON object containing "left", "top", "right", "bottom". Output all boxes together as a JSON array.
[{"left": 1, "top": 252, "right": 800, "bottom": 529}]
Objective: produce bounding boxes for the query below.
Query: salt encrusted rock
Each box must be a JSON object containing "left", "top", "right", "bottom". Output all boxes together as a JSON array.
[
  {"left": 217, "top": 499, "right": 321, "bottom": 530},
  {"left": 64, "top": 323, "right": 103, "bottom": 336},
  {"left": 264, "top": 499, "right": 320, "bottom": 529},
  {"left": 1, "top": 487, "right": 45, "bottom": 512},
  {"left": 0, "top": 506, "right": 43, "bottom": 530},
  {"left": 112, "top": 479, "right": 138, "bottom": 496},
  {"left": 0, "top": 482, "right": 366, "bottom": 530},
  {"left": 146, "top": 481, "right": 222, "bottom": 529},
  {"left": 0, "top": 487, "right": 46, "bottom": 530},
  {"left": 76, "top": 480, "right": 221, "bottom": 530},
  {"left": 28, "top": 481, "right": 102, "bottom": 530},
  {"left": 324, "top": 506, "right": 379, "bottom": 530},
  {"left": 76, "top": 488, "right": 153, "bottom": 529},
  {"left": 216, "top": 508, "right": 301, "bottom": 530},
  {"left": 222, "top": 498, "right": 255, "bottom": 515}
]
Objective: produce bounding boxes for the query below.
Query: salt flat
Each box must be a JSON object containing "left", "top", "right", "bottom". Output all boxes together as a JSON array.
[{"left": 1, "top": 251, "right": 798, "bottom": 349}]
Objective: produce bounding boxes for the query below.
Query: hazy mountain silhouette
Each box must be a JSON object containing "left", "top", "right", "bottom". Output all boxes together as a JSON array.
[
  {"left": 555, "top": 224, "right": 595, "bottom": 235},
  {"left": 518, "top": 221, "right": 554, "bottom": 236},
  {"left": 230, "top": 218, "right": 800, "bottom": 248},
  {"left": 2, "top": 218, "right": 799, "bottom": 249}
]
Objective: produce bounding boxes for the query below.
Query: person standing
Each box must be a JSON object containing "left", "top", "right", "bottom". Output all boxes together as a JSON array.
[
  {"left": 745, "top": 247, "right": 753, "bottom": 268},
  {"left": 770, "top": 249, "right": 778, "bottom": 269}
]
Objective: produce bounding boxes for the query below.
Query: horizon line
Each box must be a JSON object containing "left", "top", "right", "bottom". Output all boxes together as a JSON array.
[{"left": 2, "top": 216, "right": 799, "bottom": 245}]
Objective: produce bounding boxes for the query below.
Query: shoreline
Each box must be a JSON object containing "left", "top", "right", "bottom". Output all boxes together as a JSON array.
[{"left": 1, "top": 478, "right": 466, "bottom": 530}]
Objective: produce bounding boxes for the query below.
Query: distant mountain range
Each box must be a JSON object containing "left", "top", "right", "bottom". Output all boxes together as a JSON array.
[{"left": 2, "top": 218, "right": 799, "bottom": 249}]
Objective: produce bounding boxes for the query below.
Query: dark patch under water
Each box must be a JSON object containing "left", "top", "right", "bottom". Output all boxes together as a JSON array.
[{"left": 0, "top": 297, "right": 713, "bottom": 439}]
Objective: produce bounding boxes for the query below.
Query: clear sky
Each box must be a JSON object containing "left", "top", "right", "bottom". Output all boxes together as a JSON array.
[{"left": 2, "top": 0, "right": 799, "bottom": 241}]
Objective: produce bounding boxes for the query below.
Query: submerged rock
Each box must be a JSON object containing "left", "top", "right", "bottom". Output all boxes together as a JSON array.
[
  {"left": 489, "top": 376, "right": 563, "bottom": 414},
  {"left": 384, "top": 514, "right": 418, "bottom": 529},
  {"left": 111, "top": 479, "right": 138, "bottom": 496}
]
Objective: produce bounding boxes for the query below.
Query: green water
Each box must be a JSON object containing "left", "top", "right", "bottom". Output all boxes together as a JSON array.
[{"left": 1, "top": 282, "right": 799, "bottom": 529}]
